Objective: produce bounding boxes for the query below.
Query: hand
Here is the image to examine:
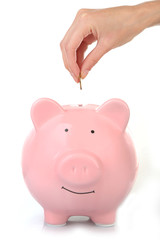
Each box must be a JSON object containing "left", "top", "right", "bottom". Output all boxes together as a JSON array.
[{"left": 60, "top": 3, "right": 159, "bottom": 82}]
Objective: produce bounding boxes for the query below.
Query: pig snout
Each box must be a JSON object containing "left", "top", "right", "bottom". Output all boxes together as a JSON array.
[{"left": 57, "top": 152, "right": 101, "bottom": 187}]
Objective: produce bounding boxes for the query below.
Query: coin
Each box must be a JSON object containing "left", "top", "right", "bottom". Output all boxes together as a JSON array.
[
  {"left": 79, "top": 73, "right": 82, "bottom": 90},
  {"left": 80, "top": 78, "right": 82, "bottom": 90}
]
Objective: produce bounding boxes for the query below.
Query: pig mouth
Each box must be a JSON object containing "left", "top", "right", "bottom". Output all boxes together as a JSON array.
[{"left": 61, "top": 186, "right": 95, "bottom": 195}]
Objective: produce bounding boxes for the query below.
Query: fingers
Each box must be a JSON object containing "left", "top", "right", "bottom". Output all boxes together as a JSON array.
[
  {"left": 76, "top": 41, "right": 88, "bottom": 69},
  {"left": 60, "top": 9, "right": 109, "bottom": 82},
  {"left": 60, "top": 25, "right": 91, "bottom": 82},
  {"left": 76, "top": 34, "right": 97, "bottom": 78},
  {"left": 61, "top": 34, "right": 109, "bottom": 81},
  {"left": 81, "top": 40, "right": 110, "bottom": 79},
  {"left": 60, "top": 9, "right": 95, "bottom": 82},
  {"left": 60, "top": 34, "right": 80, "bottom": 82}
]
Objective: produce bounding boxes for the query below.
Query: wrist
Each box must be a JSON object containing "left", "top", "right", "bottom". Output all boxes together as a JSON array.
[{"left": 134, "top": 1, "right": 160, "bottom": 29}]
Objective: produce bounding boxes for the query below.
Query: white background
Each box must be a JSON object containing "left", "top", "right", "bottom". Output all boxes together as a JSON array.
[{"left": 0, "top": 0, "right": 160, "bottom": 239}]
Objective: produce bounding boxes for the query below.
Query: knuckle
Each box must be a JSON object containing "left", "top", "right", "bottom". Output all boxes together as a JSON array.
[
  {"left": 77, "top": 8, "right": 88, "bottom": 16},
  {"left": 65, "top": 42, "right": 74, "bottom": 53},
  {"left": 65, "top": 44, "right": 70, "bottom": 53},
  {"left": 76, "top": 8, "right": 91, "bottom": 21},
  {"left": 60, "top": 40, "right": 64, "bottom": 50}
]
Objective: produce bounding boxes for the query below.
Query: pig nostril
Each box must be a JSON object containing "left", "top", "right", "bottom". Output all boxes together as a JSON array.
[{"left": 72, "top": 166, "right": 88, "bottom": 174}]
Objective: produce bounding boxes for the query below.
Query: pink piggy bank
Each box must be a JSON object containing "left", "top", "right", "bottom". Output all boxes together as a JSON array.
[{"left": 22, "top": 98, "right": 138, "bottom": 227}]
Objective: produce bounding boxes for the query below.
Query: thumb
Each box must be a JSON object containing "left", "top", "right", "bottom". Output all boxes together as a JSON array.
[{"left": 81, "top": 40, "right": 110, "bottom": 79}]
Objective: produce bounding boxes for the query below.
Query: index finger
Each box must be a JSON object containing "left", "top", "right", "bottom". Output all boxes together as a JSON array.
[{"left": 61, "top": 26, "right": 91, "bottom": 82}]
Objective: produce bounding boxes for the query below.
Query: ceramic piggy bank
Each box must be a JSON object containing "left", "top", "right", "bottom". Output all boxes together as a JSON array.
[{"left": 22, "top": 98, "right": 138, "bottom": 227}]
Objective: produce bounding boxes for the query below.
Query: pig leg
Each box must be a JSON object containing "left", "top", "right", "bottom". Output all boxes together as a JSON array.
[
  {"left": 44, "top": 210, "right": 68, "bottom": 226},
  {"left": 91, "top": 211, "right": 116, "bottom": 227}
]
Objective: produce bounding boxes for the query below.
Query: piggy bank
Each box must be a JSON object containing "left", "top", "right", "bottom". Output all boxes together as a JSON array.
[{"left": 22, "top": 98, "right": 138, "bottom": 227}]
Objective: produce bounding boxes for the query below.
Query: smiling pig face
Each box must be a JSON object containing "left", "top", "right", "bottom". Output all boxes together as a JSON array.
[{"left": 22, "top": 98, "right": 138, "bottom": 226}]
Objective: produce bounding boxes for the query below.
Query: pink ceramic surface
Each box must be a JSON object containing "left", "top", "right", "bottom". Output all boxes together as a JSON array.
[{"left": 22, "top": 98, "right": 138, "bottom": 226}]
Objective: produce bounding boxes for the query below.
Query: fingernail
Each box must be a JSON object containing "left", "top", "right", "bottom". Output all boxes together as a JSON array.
[
  {"left": 70, "top": 72, "right": 79, "bottom": 83},
  {"left": 81, "top": 70, "right": 89, "bottom": 79}
]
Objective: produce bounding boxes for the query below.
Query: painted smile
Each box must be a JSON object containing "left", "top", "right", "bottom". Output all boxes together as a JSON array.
[{"left": 61, "top": 186, "right": 95, "bottom": 195}]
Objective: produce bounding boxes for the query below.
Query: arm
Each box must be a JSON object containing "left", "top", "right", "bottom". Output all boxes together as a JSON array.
[
  {"left": 135, "top": 1, "right": 160, "bottom": 27},
  {"left": 60, "top": 1, "right": 160, "bottom": 82}
]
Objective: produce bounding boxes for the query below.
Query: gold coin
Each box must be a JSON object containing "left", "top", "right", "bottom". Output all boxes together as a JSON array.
[
  {"left": 80, "top": 77, "right": 82, "bottom": 90},
  {"left": 79, "top": 73, "right": 82, "bottom": 90}
]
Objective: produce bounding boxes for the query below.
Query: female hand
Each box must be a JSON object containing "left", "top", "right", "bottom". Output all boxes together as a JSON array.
[{"left": 60, "top": 2, "right": 160, "bottom": 82}]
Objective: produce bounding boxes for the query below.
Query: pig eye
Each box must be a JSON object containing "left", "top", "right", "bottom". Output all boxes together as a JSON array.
[
  {"left": 91, "top": 130, "right": 95, "bottom": 134},
  {"left": 65, "top": 128, "right": 69, "bottom": 132}
]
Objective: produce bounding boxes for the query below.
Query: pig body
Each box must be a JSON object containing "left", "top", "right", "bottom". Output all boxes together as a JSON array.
[{"left": 22, "top": 98, "right": 138, "bottom": 226}]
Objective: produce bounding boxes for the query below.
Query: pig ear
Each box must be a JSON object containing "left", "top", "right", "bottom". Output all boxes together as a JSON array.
[
  {"left": 31, "top": 98, "right": 64, "bottom": 130},
  {"left": 96, "top": 99, "right": 130, "bottom": 132}
]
